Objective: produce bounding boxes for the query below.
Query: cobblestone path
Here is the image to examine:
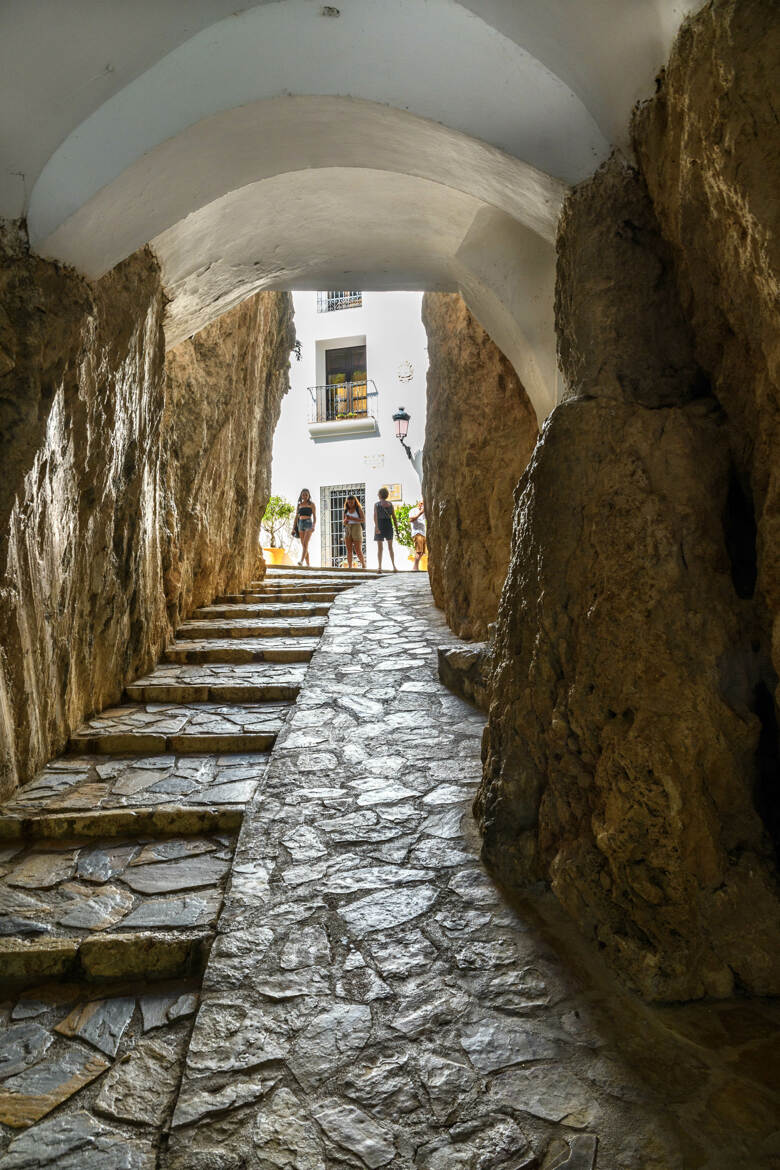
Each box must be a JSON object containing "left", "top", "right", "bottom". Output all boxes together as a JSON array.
[
  {"left": 160, "top": 575, "right": 779, "bottom": 1170},
  {"left": 0, "top": 566, "right": 378, "bottom": 1167},
  {"left": 1, "top": 572, "right": 778, "bottom": 1168}
]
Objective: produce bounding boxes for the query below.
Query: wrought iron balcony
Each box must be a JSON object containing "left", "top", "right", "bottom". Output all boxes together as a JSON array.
[
  {"left": 307, "top": 381, "right": 378, "bottom": 436},
  {"left": 316, "top": 290, "right": 362, "bottom": 312}
]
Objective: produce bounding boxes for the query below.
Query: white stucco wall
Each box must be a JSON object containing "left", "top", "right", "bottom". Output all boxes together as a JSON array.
[{"left": 271, "top": 291, "right": 428, "bottom": 569}]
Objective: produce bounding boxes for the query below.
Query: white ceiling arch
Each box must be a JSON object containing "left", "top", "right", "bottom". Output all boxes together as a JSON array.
[
  {"left": 26, "top": 0, "right": 607, "bottom": 258},
  {"left": 0, "top": 0, "right": 703, "bottom": 419},
  {"left": 31, "top": 96, "right": 567, "bottom": 279},
  {"left": 152, "top": 167, "right": 559, "bottom": 418}
]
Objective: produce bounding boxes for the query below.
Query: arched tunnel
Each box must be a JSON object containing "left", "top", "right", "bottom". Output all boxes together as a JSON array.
[{"left": 0, "top": 1, "right": 778, "bottom": 1166}]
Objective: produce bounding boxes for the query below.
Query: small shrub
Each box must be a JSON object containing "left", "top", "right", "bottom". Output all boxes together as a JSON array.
[
  {"left": 394, "top": 503, "right": 415, "bottom": 549},
  {"left": 262, "top": 495, "right": 295, "bottom": 547}
]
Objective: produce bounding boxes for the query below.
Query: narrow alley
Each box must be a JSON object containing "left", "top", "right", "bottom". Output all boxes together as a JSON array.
[{"left": 0, "top": 569, "right": 776, "bottom": 1168}]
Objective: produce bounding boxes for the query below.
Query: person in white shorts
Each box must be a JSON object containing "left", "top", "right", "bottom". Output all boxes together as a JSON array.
[{"left": 410, "top": 501, "right": 426, "bottom": 571}]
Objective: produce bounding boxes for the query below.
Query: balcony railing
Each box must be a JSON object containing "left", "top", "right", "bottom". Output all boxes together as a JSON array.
[
  {"left": 308, "top": 380, "right": 377, "bottom": 424},
  {"left": 316, "top": 290, "right": 362, "bottom": 312}
]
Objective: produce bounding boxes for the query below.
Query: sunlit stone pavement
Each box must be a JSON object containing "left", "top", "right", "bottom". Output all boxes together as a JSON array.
[
  {"left": 165, "top": 575, "right": 739, "bottom": 1170},
  {"left": 1, "top": 570, "right": 778, "bottom": 1168}
]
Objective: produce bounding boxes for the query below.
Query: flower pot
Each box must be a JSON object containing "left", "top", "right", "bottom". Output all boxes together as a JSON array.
[{"left": 262, "top": 546, "right": 294, "bottom": 566}]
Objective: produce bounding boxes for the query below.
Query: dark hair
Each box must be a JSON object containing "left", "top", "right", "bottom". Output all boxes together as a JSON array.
[
  {"left": 298, "top": 488, "right": 311, "bottom": 503},
  {"left": 378, "top": 487, "right": 389, "bottom": 499}
]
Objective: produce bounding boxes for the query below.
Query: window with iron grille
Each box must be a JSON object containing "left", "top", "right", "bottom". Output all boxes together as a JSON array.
[
  {"left": 317, "top": 344, "right": 368, "bottom": 419},
  {"left": 317, "top": 291, "right": 362, "bottom": 312},
  {"left": 321, "top": 483, "right": 366, "bottom": 567}
]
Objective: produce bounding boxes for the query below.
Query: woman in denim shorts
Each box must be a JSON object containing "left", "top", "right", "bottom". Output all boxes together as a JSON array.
[{"left": 294, "top": 488, "right": 316, "bottom": 566}]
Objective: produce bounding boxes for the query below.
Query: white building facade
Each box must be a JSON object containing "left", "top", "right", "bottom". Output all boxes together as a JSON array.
[{"left": 271, "top": 291, "right": 428, "bottom": 568}]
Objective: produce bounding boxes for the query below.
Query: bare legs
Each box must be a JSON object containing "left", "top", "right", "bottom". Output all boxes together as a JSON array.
[
  {"left": 300, "top": 529, "right": 313, "bottom": 566},
  {"left": 346, "top": 535, "right": 366, "bottom": 570},
  {"left": 377, "top": 540, "right": 397, "bottom": 572}
]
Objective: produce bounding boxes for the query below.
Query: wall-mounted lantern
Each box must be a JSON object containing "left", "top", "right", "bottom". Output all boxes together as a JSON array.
[{"left": 392, "top": 406, "right": 412, "bottom": 462}]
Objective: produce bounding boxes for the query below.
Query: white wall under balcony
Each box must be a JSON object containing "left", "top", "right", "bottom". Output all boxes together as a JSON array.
[{"left": 271, "top": 290, "right": 428, "bottom": 568}]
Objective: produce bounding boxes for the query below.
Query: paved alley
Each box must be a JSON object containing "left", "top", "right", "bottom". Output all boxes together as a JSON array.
[{"left": 0, "top": 571, "right": 778, "bottom": 1169}]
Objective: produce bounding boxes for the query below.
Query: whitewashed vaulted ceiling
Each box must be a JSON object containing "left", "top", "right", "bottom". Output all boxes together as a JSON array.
[{"left": 0, "top": 0, "right": 702, "bottom": 417}]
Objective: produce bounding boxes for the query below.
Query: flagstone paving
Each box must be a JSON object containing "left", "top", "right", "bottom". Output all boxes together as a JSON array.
[
  {"left": 0, "top": 567, "right": 373, "bottom": 1165},
  {"left": 0, "top": 832, "right": 233, "bottom": 939},
  {"left": 196, "top": 602, "right": 332, "bottom": 619},
  {"left": 0, "top": 979, "right": 199, "bottom": 1164},
  {"left": 127, "top": 662, "right": 307, "bottom": 703},
  {"left": 1, "top": 568, "right": 779, "bottom": 1169},
  {"left": 163, "top": 575, "right": 780, "bottom": 1170},
  {"left": 3, "top": 754, "right": 273, "bottom": 815},
  {"left": 69, "top": 700, "right": 289, "bottom": 754},
  {"left": 176, "top": 617, "right": 327, "bottom": 639},
  {"left": 164, "top": 636, "right": 318, "bottom": 665}
]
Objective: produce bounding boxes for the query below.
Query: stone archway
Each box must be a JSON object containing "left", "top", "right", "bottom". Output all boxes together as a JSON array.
[
  {"left": 1, "top": 0, "right": 779, "bottom": 1042},
  {"left": 1, "top": 0, "right": 701, "bottom": 425}
]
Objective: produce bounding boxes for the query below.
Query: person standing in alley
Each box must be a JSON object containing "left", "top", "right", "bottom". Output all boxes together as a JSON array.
[
  {"left": 295, "top": 488, "right": 316, "bottom": 566},
  {"left": 374, "top": 486, "right": 399, "bottom": 572},
  {"left": 344, "top": 493, "right": 366, "bottom": 570},
  {"left": 410, "top": 500, "right": 426, "bottom": 571}
]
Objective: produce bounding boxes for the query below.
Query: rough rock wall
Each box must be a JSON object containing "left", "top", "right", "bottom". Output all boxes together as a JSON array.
[
  {"left": 477, "top": 155, "right": 780, "bottom": 1001},
  {"left": 0, "top": 227, "right": 292, "bottom": 798},
  {"left": 422, "top": 293, "right": 538, "bottom": 640},
  {"left": 633, "top": 0, "right": 780, "bottom": 846},
  {"left": 163, "top": 292, "right": 294, "bottom": 625},
  {"left": 0, "top": 234, "right": 168, "bottom": 801}
]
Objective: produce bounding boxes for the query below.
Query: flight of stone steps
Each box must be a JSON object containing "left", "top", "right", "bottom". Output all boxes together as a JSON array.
[{"left": 0, "top": 565, "right": 379, "bottom": 1154}]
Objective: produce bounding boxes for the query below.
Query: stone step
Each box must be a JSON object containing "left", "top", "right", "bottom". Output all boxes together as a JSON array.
[
  {"left": 214, "top": 589, "right": 335, "bottom": 604},
  {"left": 266, "top": 564, "right": 382, "bottom": 576},
  {"left": 0, "top": 829, "right": 235, "bottom": 988},
  {"left": 68, "top": 701, "right": 288, "bottom": 755},
  {"left": 0, "top": 931, "right": 212, "bottom": 991},
  {"left": 194, "top": 602, "right": 331, "bottom": 619},
  {"left": 164, "top": 638, "right": 316, "bottom": 665},
  {"left": 260, "top": 572, "right": 381, "bottom": 584},
  {"left": 128, "top": 661, "right": 307, "bottom": 700},
  {"left": 237, "top": 588, "right": 340, "bottom": 600},
  {"left": 251, "top": 579, "right": 351, "bottom": 589},
  {"left": 0, "top": 752, "right": 264, "bottom": 836},
  {"left": 175, "top": 618, "right": 326, "bottom": 640},
  {"left": 0, "top": 804, "right": 243, "bottom": 843},
  {"left": 126, "top": 680, "right": 300, "bottom": 703},
  {"left": 0, "top": 976, "right": 201, "bottom": 1134}
]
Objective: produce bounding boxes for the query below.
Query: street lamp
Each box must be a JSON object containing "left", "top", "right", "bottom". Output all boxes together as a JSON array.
[{"left": 392, "top": 406, "right": 413, "bottom": 463}]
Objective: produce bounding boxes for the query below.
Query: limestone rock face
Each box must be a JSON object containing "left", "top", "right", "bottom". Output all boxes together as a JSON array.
[
  {"left": 422, "top": 293, "right": 537, "bottom": 640},
  {"left": 162, "top": 292, "right": 294, "bottom": 625},
  {"left": 555, "top": 156, "right": 705, "bottom": 409},
  {"left": 0, "top": 240, "right": 168, "bottom": 801},
  {"left": 478, "top": 151, "right": 780, "bottom": 1001},
  {"left": 0, "top": 229, "right": 292, "bottom": 797},
  {"left": 479, "top": 397, "right": 780, "bottom": 1001},
  {"left": 633, "top": 0, "right": 780, "bottom": 764}
]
